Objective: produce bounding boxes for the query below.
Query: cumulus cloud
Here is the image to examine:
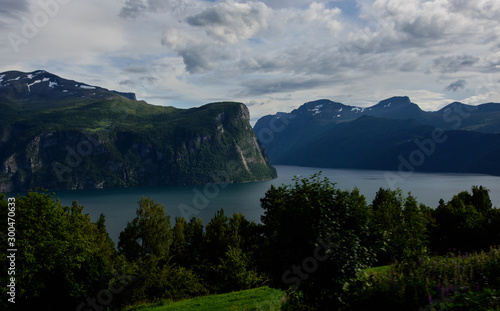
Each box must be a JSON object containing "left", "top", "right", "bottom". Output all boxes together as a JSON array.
[
  {"left": 299, "top": 2, "right": 342, "bottom": 35},
  {"left": 2, "top": 0, "right": 500, "bottom": 119},
  {"left": 445, "top": 79, "right": 467, "bottom": 92},
  {"left": 186, "top": 0, "right": 271, "bottom": 43}
]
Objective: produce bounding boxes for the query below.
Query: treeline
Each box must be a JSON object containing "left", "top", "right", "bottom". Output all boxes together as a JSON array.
[{"left": 1, "top": 175, "right": 499, "bottom": 310}]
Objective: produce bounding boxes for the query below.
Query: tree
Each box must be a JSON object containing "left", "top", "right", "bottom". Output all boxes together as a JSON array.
[
  {"left": 184, "top": 217, "right": 205, "bottom": 267},
  {"left": 369, "top": 188, "right": 429, "bottom": 263},
  {"left": 402, "top": 196, "right": 429, "bottom": 260},
  {"left": 431, "top": 186, "right": 494, "bottom": 253},
  {"left": 205, "top": 209, "right": 230, "bottom": 264},
  {"left": 171, "top": 216, "right": 188, "bottom": 263},
  {"left": 118, "top": 197, "right": 173, "bottom": 261},
  {"left": 0, "top": 190, "right": 114, "bottom": 309},
  {"left": 213, "top": 246, "right": 263, "bottom": 292},
  {"left": 261, "top": 173, "right": 376, "bottom": 309},
  {"left": 369, "top": 188, "right": 405, "bottom": 263}
]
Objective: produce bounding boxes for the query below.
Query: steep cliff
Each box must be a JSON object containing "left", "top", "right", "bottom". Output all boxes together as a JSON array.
[{"left": 0, "top": 71, "right": 276, "bottom": 192}]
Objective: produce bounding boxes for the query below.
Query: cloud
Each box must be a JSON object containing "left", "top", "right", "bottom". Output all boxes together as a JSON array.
[
  {"left": 186, "top": 0, "right": 271, "bottom": 43},
  {"left": 2, "top": 0, "right": 500, "bottom": 120},
  {"left": 258, "top": 0, "right": 329, "bottom": 9},
  {"left": 119, "top": 79, "right": 135, "bottom": 86},
  {"left": 445, "top": 79, "right": 467, "bottom": 92},
  {"left": 119, "top": 0, "right": 196, "bottom": 18},
  {"left": 177, "top": 45, "right": 215, "bottom": 73},
  {"left": 122, "top": 66, "right": 150, "bottom": 74},
  {"left": 0, "top": 0, "right": 30, "bottom": 19},
  {"left": 449, "top": 0, "right": 500, "bottom": 20},
  {"left": 235, "top": 76, "right": 331, "bottom": 97},
  {"left": 433, "top": 55, "right": 480, "bottom": 73},
  {"left": 119, "top": 0, "right": 148, "bottom": 18}
]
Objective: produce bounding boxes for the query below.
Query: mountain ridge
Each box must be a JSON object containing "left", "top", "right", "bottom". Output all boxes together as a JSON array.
[
  {"left": 0, "top": 70, "right": 277, "bottom": 192},
  {"left": 254, "top": 96, "right": 500, "bottom": 176}
]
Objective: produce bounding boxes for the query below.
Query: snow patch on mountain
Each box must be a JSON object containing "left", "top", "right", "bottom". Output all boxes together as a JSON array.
[
  {"left": 27, "top": 80, "right": 43, "bottom": 92},
  {"left": 309, "top": 104, "right": 324, "bottom": 115},
  {"left": 351, "top": 107, "right": 364, "bottom": 113}
]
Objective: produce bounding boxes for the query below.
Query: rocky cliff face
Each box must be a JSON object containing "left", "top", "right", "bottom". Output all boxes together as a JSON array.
[
  {"left": 0, "top": 71, "right": 276, "bottom": 192},
  {"left": 0, "top": 102, "right": 276, "bottom": 192}
]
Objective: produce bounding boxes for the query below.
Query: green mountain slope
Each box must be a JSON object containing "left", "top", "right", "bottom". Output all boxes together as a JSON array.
[{"left": 0, "top": 70, "right": 276, "bottom": 192}]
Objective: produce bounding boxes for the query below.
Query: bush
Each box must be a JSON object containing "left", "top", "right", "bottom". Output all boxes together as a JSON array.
[
  {"left": 347, "top": 247, "right": 500, "bottom": 310},
  {"left": 261, "top": 173, "right": 377, "bottom": 309}
]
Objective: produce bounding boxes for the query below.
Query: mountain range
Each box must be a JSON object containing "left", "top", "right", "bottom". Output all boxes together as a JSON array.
[
  {"left": 0, "top": 70, "right": 277, "bottom": 192},
  {"left": 253, "top": 96, "right": 500, "bottom": 176}
]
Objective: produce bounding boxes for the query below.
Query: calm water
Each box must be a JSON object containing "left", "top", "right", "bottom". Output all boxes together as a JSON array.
[{"left": 27, "top": 165, "right": 500, "bottom": 243}]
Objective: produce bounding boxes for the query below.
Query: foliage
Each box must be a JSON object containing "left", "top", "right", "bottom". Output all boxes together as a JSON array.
[
  {"left": 118, "top": 197, "right": 173, "bottom": 261},
  {"left": 0, "top": 190, "right": 116, "bottom": 309},
  {"left": 369, "top": 188, "right": 430, "bottom": 264},
  {"left": 430, "top": 186, "right": 498, "bottom": 253},
  {"left": 112, "top": 256, "right": 209, "bottom": 310},
  {"left": 170, "top": 216, "right": 187, "bottom": 263},
  {"left": 1, "top": 98, "right": 277, "bottom": 191},
  {"left": 260, "top": 173, "right": 377, "bottom": 309},
  {"left": 212, "top": 246, "right": 264, "bottom": 293},
  {"left": 1, "top": 182, "right": 499, "bottom": 310},
  {"left": 347, "top": 247, "right": 500, "bottom": 310},
  {"left": 440, "top": 287, "right": 500, "bottom": 311}
]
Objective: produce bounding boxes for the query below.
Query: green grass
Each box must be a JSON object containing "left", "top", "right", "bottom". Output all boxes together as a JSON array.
[
  {"left": 364, "top": 265, "right": 390, "bottom": 275},
  {"left": 125, "top": 287, "right": 285, "bottom": 311}
]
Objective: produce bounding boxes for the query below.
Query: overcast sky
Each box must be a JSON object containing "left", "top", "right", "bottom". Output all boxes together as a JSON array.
[{"left": 1, "top": 0, "right": 500, "bottom": 123}]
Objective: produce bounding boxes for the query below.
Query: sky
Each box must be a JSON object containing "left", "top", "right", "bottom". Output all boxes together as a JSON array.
[{"left": 1, "top": 0, "right": 500, "bottom": 124}]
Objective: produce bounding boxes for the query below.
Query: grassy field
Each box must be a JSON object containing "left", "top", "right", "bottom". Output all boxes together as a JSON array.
[{"left": 124, "top": 286, "right": 285, "bottom": 311}]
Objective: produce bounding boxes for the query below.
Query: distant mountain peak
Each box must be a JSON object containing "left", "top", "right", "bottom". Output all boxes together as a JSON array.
[
  {"left": 300, "top": 99, "right": 347, "bottom": 116},
  {"left": 0, "top": 69, "right": 137, "bottom": 109},
  {"left": 372, "top": 96, "right": 412, "bottom": 108},
  {"left": 437, "top": 101, "right": 478, "bottom": 113}
]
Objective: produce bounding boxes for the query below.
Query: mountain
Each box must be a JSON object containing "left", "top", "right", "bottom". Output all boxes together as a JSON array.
[
  {"left": 254, "top": 97, "right": 500, "bottom": 176},
  {"left": 0, "top": 70, "right": 137, "bottom": 109},
  {"left": 0, "top": 70, "right": 276, "bottom": 192}
]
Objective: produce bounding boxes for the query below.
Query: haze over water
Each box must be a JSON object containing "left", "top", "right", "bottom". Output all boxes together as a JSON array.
[{"left": 46, "top": 165, "right": 500, "bottom": 243}]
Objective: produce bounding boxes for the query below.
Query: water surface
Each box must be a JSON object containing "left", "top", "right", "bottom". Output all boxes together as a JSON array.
[{"left": 40, "top": 165, "right": 500, "bottom": 243}]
